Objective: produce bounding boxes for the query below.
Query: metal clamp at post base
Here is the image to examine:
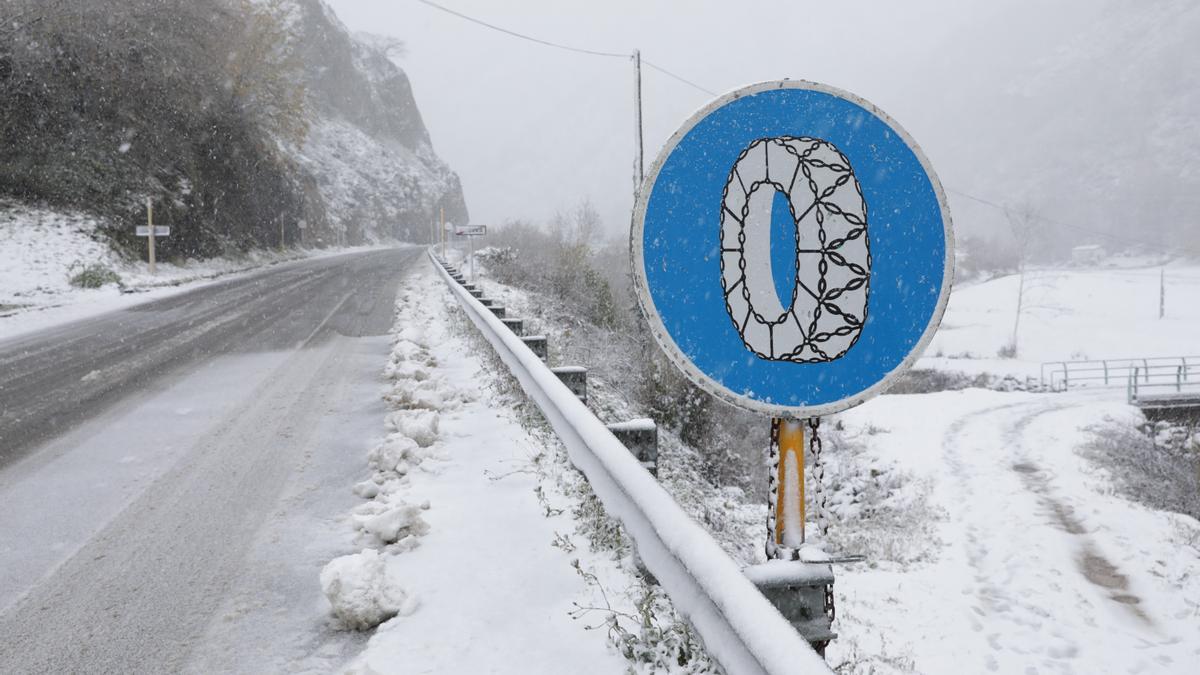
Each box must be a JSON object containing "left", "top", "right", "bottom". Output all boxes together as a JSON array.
[{"left": 744, "top": 561, "right": 836, "bottom": 654}]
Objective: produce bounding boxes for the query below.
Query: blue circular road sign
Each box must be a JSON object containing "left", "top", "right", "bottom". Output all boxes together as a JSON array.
[{"left": 632, "top": 80, "right": 954, "bottom": 417}]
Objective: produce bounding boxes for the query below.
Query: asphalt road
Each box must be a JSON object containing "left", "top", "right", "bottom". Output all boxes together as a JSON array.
[
  {"left": 0, "top": 248, "right": 418, "bottom": 469},
  {"left": 0, "top": 247, "right": 421, "bottom": 673}
]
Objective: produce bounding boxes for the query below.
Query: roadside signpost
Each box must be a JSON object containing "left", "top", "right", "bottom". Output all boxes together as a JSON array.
[
  {"left": 455, "top": 225, "right": 487, "bottom": 282},
  {"left": 631, "top": 79, "right": 953, "bottom": 653},
  {"left": 137, "top": 198, "right": 170, "bottom": 275}
]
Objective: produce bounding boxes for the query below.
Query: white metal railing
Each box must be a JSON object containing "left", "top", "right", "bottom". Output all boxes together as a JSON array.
[
  {"left": 429, "top": 251, "right": 831, "bottom": 675},
  {"left": 1040, "top": 356, "right": 1200, "bottom": 392}
]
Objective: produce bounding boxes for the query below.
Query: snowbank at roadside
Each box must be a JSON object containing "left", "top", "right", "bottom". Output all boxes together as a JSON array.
[
  {"left": 0, "top": 200, "right": 392, "bottom": 340},
  {"left": 321, "top": 260, "right": 654, "bottom": 673}
]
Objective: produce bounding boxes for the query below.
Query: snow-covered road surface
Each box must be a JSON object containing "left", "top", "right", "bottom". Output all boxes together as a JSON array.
[
  {"left": 0, "top": 248, "right": 414, "bottom": 467},
  {"left": 836, "top": 390, "right": 1200, "bottom": 674},
  {"left": 0, "top": 248, "right": 420, "bottom": 672}
]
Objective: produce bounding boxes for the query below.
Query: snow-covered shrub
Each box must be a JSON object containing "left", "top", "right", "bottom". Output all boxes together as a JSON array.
[
  {"left": 569, "top": 561, "right": 720, "bottom": 675},
  {"left": 68, "top": 262, "right": 122, "bottom": 289},
  {"left": 1081, "top": 419, "right": 1200, "bottom": 520},
  {"left": 319, "top": 549, "right": 416, "bottom": 630},
  {"left": 811, "top": 429, "right": 942, "bottom": 564}
]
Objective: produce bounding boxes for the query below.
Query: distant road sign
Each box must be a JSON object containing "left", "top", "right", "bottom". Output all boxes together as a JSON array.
[
  {"left": 136, "top": 226, "right": 170, "bottom": 237},
  {"left": 455, "top": 225, "right": 487, "bottom": 236},
  {"left": 632, "top": 80, "right": 954, "bottom": 417}
]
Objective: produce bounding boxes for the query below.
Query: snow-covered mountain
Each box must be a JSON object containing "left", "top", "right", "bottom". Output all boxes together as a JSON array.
[{"left": 285, "top": 0, "right": 468, "bottom": 246}]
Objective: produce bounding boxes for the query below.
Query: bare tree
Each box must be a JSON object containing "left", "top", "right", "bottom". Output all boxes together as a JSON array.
[{"left": 1002, "top": 202, "right": 1040, "bottom": 357}]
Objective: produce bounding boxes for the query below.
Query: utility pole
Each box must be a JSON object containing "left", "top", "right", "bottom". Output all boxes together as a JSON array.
[
  {"left": 633, "top": 49, "right": 645, "bottom": 195},
  {"left": 440, "top": 207, "right": 446, "bottom": 259},
  {"left": 1160, "top": 266, "right": 1166, "bottom": 319}
]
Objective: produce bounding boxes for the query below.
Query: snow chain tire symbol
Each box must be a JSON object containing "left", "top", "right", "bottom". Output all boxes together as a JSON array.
[{"left": 719, "top": 136, "right": 871, "bottom": 363}]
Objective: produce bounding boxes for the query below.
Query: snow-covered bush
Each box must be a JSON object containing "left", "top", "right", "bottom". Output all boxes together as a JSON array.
[
  {"left": 809, "top": 425, "right": 942, "bottom": 565},
  {"left": 67, "top": 262, "right": 123, "bottom": 289},
  {"left": 1081, "top": 418, "right": 1200, "bottom": 520}
]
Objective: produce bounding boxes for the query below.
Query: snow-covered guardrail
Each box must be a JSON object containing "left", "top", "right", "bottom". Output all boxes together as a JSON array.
[{"left": 429, "top": 251, "right": 831, "bottom": 675}]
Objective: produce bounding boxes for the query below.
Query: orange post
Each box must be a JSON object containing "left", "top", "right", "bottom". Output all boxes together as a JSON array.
[{"left": 773, "top": 418, "right": 806, "bottom": 548}]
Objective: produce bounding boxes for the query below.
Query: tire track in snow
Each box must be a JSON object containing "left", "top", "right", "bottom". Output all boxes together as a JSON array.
[
  {"left": 940, "top": 399, "right": 1100, "bottom": 672},
  {"left": 1003, "top": 407, "right": 1153, "bottom": 624}
]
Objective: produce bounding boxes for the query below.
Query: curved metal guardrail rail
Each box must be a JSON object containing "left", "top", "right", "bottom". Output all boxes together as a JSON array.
[{"left": 429, "top": 251, "right": 831, "bottom": 675}]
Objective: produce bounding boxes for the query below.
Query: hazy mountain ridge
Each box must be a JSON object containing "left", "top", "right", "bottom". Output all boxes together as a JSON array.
[{"left": 920, "top": 0, "right": 1200, "bottom": 255}]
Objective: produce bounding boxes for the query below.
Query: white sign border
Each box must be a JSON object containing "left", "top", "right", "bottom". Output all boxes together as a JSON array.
[{"left": 630, "top": 79, "right": 956, "bottom": 418}]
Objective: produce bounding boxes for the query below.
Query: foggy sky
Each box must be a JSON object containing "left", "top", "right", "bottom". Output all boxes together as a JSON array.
[{"left": 324, "top": 0, "right": 1187, "bottom": 243}]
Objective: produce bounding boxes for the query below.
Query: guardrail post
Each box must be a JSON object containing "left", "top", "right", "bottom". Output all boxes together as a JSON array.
[
  {"left": 551, "top": 366, "right": 588, "bottom": 404},
  {"left": 501, "top": 318, "right": 524, "bottom": 335},
  {"left": 744, "top": 563, "right": 837, "bottom": 656},
  {"left": 521, "top": 335, "right": 548, "bottom": 361},
  {"left": 605, "top": 419, "right": 658, "bottom": 477}
]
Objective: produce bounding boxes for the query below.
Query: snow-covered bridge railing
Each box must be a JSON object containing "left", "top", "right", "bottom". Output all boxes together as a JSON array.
[
  {"left": 1127, "top": 363, "right": 1200, "bottom": 422},
  {"left": 1040, "top": 355, "right": 1200, "bottom": 392},
  {"left": 430, "top": 251, "right": 831, "bottom": 675}
]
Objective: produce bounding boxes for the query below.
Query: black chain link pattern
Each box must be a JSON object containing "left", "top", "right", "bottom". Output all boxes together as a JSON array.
[{"left": 719, "top": 136, "right": 872, "bottom": 363}]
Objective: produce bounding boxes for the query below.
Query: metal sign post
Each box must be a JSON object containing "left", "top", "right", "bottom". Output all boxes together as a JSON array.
[
  {"left": 631, "top": 79, "right": 954, "bottom": 654},
  {"left": 454, "top": 225, "right": 487, "bottom": 282},
  {"left": 146, "top": 198, "right": 155, "bottom": 275}
]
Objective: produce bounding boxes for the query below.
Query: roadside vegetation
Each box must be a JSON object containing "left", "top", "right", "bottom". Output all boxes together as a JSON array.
[
  {"left": 1082, "top": 418, "right": 1200, "bottom": 522},
  {"left": 1, "top": 0, "right": 309, "bottom": 258}
]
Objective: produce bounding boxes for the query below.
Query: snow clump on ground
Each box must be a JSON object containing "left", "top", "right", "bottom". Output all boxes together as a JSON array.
[{"left": 319, "top": 549, "right": 419, "bottom": 630}]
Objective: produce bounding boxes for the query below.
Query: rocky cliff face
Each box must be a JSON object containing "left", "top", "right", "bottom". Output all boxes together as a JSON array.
[{"left": 286, "top": 0, "right": 469, "bottom": 246}]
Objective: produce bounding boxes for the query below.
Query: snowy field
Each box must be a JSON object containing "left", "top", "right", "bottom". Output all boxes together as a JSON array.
[
  {"left": 924, "top": 264, "right": 1200, "bottom": 381},
  {"left": 0, "top": 200, "right": 384, "bottom": 340},
  {"left": 825, "top": 262, "right": 1200, "bottom": 672},
  {"left": 432, "top": 244, "right": 1200, "bottom": 674}
]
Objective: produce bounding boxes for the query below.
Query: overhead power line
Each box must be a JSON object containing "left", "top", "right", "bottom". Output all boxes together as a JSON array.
[
  {"left": 414, "top": 0, "right": 627, "bottom": 58},
  {"left": 948, "top": 188, "right": 1197, "bottom": 257},
  {"left": 413, "top": 0, "right": 716, "bottom": 96},
  {"left": 415, "top": 1, "right": 1189, "bottom": 257},
  {"left": 641, "top": 59, "right": 717, "bottom": 96}
]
